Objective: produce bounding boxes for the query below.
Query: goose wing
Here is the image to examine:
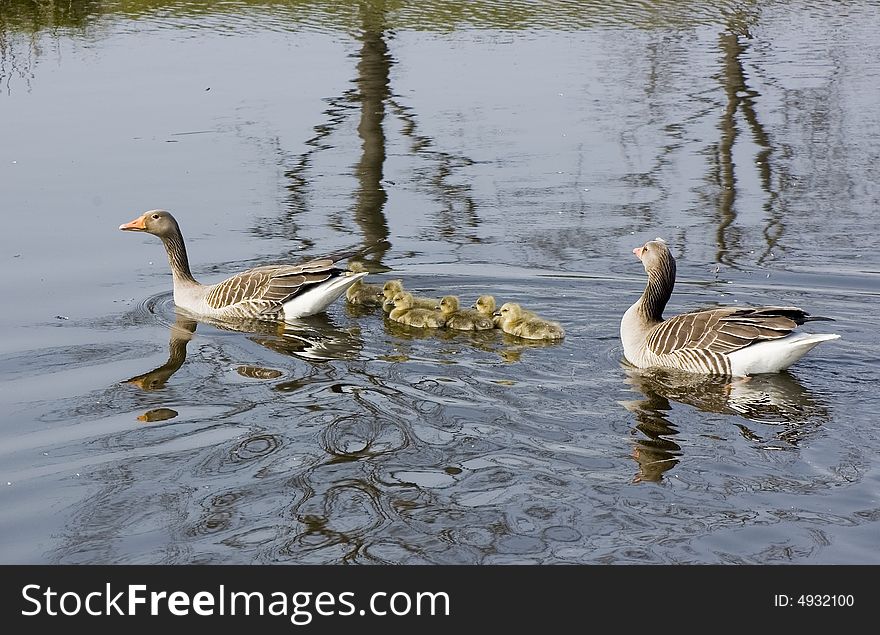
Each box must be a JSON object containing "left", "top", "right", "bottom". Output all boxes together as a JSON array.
[
  {"left": 646, "top": 306, "right": 812, "bottom": 355},
  {"left": 205, "top": 259, "right": 337, "bottom": 312},
  {"left": 204, "top": 239, "right": 389, "bottom": 313}
]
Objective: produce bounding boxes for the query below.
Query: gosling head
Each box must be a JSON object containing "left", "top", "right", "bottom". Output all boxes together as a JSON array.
[
  {"left": 382, "top": 279, "right": 404, "bottom": 300},
  {"left": 494, "top": 302, "right": 523, "bottom": 321},
  {"left": 392, "top": 291, "right": 414, "bottom": 310},
  {"left": 347, "top": 260, "right": 368, "bottom": 273},
  {"left": 473, "top": 295, "right": 496, "bottom": 316},
  {"left": 438, "top": 296, "right": 460, "bottom": 314}
]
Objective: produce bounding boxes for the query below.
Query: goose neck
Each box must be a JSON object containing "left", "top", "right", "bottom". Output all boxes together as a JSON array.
[
  {"left": 160, "top": 230, "right": 198, "bottom": 286},
  {"left": 638, "top": 259, "right": 675, "bottom": 323}
]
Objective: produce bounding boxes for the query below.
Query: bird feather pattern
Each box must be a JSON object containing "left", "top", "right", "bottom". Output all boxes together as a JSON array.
[{"left": 646, "top": 306, "right": 816, "bottom": 356}]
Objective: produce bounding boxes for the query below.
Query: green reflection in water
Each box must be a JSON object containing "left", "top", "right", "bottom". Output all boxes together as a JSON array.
[{"left": 0, "top": 0, "right": 757, "bottom": 34}]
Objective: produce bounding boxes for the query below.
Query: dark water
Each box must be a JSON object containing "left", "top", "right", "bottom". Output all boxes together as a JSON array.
[{"left": 1, "top": 0, "right": 879, "bottom": 564}]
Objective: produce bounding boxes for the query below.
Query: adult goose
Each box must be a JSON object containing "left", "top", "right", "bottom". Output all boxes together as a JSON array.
[
  {"left": 621, "top": 238, "right": 839, "bottom": 376},
  {"left": 120, "top": 210, "right": 377, "bottom": 321}
]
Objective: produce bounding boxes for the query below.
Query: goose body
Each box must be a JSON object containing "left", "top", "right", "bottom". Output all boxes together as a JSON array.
[
  {"left": 439, "top": 296, "right": 494, "bottom": 331},
  {"left": 120, "top": 210, "right": 370, "bottom": 321},
  {"left": 388, "top": 292, "right": 446, "bottom": 328},
  {"left": 621, "top": 238, "right": 839, "bottom": 376},
  {"left": 494, "top": 302, "right": 565, "bottom": 341}
]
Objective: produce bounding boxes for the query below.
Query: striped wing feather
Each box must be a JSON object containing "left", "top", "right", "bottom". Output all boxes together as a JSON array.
[
  {"left": 200, "top": 237, "right": 390, "bottom": 313},
  {"left": 205, "top": 262, "right": 337, "bottom": 311},
  {"left": 647, "top": 306, "right": 809, "bottom": 356}
]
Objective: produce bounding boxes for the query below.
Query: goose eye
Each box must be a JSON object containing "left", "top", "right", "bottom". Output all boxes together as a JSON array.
[{"left": 152, "top": 213, "right": 160, "bottom": 220}]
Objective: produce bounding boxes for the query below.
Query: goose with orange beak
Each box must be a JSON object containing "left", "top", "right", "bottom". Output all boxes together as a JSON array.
[{"left": 120, "top": 209, "right": 383, "bottom": 321}]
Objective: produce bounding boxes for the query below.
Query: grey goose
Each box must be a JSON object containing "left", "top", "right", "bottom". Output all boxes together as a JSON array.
[
  {"left": 621, "top": 238, "right": 839, "bottom": 376},
  {"left": 120, "top": 210, "right": 375, "bottom": 321}
]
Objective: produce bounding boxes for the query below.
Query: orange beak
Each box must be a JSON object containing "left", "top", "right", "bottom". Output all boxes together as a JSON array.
[
  {"left": 119, "top": 215, "right": 147, "bottom": 231},
  {"left": 633, "top": 246, "right": 643, "bottom": 259}
]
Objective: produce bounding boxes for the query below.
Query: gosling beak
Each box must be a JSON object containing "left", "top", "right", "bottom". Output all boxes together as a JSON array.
[
  {"left": 119, "top": 215, "right": 147, "bottom": 231},
  {"left": 632, "top": 246, "right": 643, "bottom": 259},
  {"left": 493, "top": 311, "right": 502, "bottom": 318}
]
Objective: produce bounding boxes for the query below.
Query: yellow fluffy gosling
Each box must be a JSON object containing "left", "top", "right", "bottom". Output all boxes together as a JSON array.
[
  {"left": 382, "top": 279, "right": 439, "bottom": 312},
  {"left": 494, "top": 302, "right": 564, "bottom": 341},
  {"left": 439, "top": 296, "right": 494, "bottom": 331},
  {"left": 389, "top": 292, "right": 446, "bottom": 328},
  {"left": 473, "top": 295, "right": 536, "bottom": 328},
  {"left": 345, "top": 262, "right": 384, "bottom": 306}
]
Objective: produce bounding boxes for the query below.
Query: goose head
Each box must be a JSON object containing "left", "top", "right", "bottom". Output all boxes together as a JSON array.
[
  {"left": 439, "top": 295, "right": 460, "bottom": 314},
  {"left": 119, "top": 210, "right": 181, "bottom": 238},
  {"left": 473, "top": 295, "right": 496, "bottom": 316},
  {"left": 633, "top": 237, "right": 674, "bottom": 274}
]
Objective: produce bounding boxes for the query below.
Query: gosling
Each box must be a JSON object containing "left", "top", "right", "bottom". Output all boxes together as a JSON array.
[
  {"left": 439, "top": 296, "right": 494, "bottom": 331},
  {"left": 389, "top": 292, "right": 446, "bottom": 328},
  {"left": 494, "top": 302, "right": 565, "bottom": 341},
  {"left": 382, "top": 279, "right": 440, "bottom": 312},
  {"left": 473, "top": 295, "right": 536, "bottom": 328},
  {"left": 345, "top": 262, "right": 384, "bottom": 306}
]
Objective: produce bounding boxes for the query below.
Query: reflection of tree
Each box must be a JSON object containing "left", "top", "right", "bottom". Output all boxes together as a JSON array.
[
  {"left": 712, "top": 12, "right": 778, "bottom": 266},
  {"left": 620, "top": 366, "right": 830, "bottom": 483},
  {"left": 351, "top": 1, "right": 391, "bottom": 267},
  {"left": 265, "top": 0, "right": 480, "bottom": 261},
  {"left": 0, "top": 0, "right": 105, "bottom": 93}
]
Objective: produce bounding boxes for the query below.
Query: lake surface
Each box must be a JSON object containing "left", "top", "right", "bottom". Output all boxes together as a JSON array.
[{"left": 1, "top": 0, "right": 878, "bottom": 564}]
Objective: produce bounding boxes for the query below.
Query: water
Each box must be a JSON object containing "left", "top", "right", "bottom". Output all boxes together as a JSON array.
[{"left": 1, "top": 0, "right": 878, "bottom": 564}]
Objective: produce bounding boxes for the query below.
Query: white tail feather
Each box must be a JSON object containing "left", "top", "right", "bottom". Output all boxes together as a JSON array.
[
  {"left": 728, "top": 332, "right": 840, "bottom": 376},
  {"left": 281, "top": 272, "right": 367, "bottom": 319}
]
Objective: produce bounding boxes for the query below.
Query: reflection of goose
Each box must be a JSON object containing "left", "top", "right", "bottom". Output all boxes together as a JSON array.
[
  {"left": 619, "top": 365, "right": 830, "bottom": 481},
  {"left": 124, "top": 311, "right": 363, "bottom": 390},
  {"left": 238, "top": 313, "right": 363, "bottom": 361},
  {"left": 125, "top": 315, "right": 196, "bottom": 391},
  {"left": 623, "top": 365, "right": 830, "bottom": 425},
  {"left": 120, "top": 210, "right": 383, "bottom": 321},
  {"left": 621, "top": 238, "right": 839, "bottom": 375},
  {"left": 618, "top": 379, "right": 681, "bottom": 484}
]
